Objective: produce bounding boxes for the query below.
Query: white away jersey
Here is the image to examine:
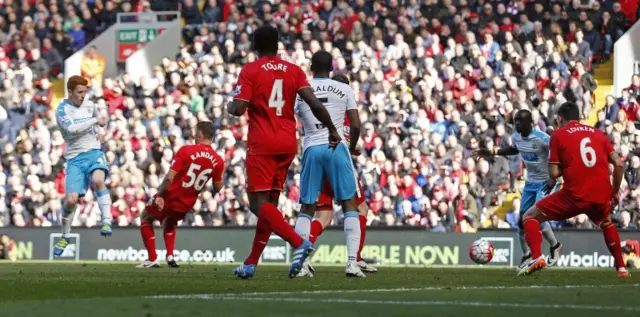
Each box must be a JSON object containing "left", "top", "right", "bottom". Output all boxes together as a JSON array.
[
  {"left": 511, "top": 129, "right": 551, "bottom": 183},
  {"left": 296, "top": 78, "right": 357, "bottom": 151},
  {"left": 55, "top": 99, "right": 101, "bottom": 159}
]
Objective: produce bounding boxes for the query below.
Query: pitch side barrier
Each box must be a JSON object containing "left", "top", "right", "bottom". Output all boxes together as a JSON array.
[{"left": 1, "top": 227, "right": 637, "bottom": 268}]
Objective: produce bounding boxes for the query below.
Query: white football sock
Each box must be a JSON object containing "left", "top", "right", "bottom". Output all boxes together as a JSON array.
[
  {"left": 518, "top": 229, "right": 531, "bottom": 256},
  {"left": 541, "top": 223, "right": 559, "bottom": 247},
  {"left": 96, "top": 189, "right": 113, "bottom": 225},
  {"left": 295, "top": 213, "right": 312, "bottom": 240},
  {"left": 344, "top": 211, "right": 361, "bottom": 263},
  {"left": 62, "top": 204, "right": 77, "bottom": 238}
]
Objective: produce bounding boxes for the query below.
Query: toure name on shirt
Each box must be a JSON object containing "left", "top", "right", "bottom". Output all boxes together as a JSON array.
[
  {"left": 312, "top": 84, "right": 346, "bottom": 99},
  {"left": 190, "top": 151, "right": 219, "bottom": 166},
  {"left": 261, "top": 62, "right": 288, "bottom": 72},
  {"left": 566, "top": 126, "right": 595, "bottom": 134}
]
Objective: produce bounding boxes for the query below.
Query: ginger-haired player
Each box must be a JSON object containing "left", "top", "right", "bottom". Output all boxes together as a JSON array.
[
  {"left": 53, "top": 75, "right": 111, "bottom": 257},
  {"left": 227, "top": 25, "right": 341, "bottom": 279},
  {"left": 137, "top": 121, "right": 225, "bottom": 268}
]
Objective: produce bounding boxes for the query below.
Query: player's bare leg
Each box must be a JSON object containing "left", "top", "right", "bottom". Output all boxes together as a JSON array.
[
  {"left": 91, "top": 169, "right": 113, "bottom": 237},
  {"left": 600, "top": 218, "right": 630, "bottom": 277},
  {"left": 137, "top": 210, "right": 160, "bottom": 268},
  {"left": 518, "top": 206, "right": 548, "bottom": 276},
  {"left": 53, "top": 193, "right": 80, "bottom": 256},
  {"left": 356, "top": 202, "right": 377, "bottom": 273},
  {"left": 163, "top": 214, "right": 180, "bottom": 268}
]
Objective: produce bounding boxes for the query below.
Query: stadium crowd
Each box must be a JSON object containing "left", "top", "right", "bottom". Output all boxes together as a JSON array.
[{"left": 1, "top": 0, "right": 640, "bottom": 232}]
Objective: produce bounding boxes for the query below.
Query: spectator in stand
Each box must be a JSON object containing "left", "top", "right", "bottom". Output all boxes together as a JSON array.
[
  {"left": 1, "top": 0, "right": 639, "bottom": 231},
  {"left": 81, "top": 46, "right": 106, "bottom": 87},
  {"left": 488, "top": 213, "right": 510, "bottom": 229}
]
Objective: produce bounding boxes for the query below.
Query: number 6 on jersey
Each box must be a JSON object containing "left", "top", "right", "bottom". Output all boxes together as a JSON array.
[{"left": 579, "top": 137, "right": 596, "bottom": 167}]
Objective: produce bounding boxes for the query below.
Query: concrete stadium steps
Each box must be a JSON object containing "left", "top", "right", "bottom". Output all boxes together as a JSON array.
[
  {"left": 493, "top": 192, "right": 519, "bottom": 219},
  {"left": 586, "top": 58, "right": 615, "bottom": 126},
  {"left": 51, "top": 78, "right": 65, "bottom": 109}
]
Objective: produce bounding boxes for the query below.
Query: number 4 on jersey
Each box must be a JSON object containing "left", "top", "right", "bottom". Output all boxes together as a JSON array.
[
  {"left": 182, "top": 163, "right": 212, "bottom": 191},
  {"left": 269, "top": 79, "right": 284, "bottom": 116}
]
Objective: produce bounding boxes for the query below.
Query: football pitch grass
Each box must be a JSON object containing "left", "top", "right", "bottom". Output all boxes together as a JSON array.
[{"left": 0, "top": 262, "right": 637, "bottom": 317}]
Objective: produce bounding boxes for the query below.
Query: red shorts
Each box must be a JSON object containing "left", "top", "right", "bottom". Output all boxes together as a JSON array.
[
  {"left": 535, "top": 189, "right": 611, "bottom": 225},
  {"left": 317, "top": 178, "right": 366, "bottom": 211},
  {"left": 145, "top": 195, "right": 188, "bottom": 223},
  {"left": 246, "top": 154, "right": 296, "bottom": 193}
]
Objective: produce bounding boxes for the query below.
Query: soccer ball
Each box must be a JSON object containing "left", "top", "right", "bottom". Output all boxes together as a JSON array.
[{"left": 469, "top": 239, "right": 494, "bottom": 265}]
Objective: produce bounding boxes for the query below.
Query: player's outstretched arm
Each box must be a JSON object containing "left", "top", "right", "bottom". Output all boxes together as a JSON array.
[
  {"left": 298, "top": 87, "right": 341, "bottom": 146},
  {"left": 56, "top": 110, "right": 98, "bottom": 134},
  {"left": 548, "top": 163, "right": 562, "bottom": 179},
  {"left": 229, "top": 66, "right": 253, "bottom": 116},
  {"left": 543, "top": 163, "right": 562, "bottom": 196},
  {"left": 609, "top": 151, "right": 625, "bottom": 199},
  {"left": 213, "top": 181, "right": 224, "bottom": 194},
  {"left": 346, "top": 109, "right": 361, "bottom": 154},
  {"left": 472, "top": 146, "right": 518, "bottom": 160},
  {"left": 157, "top": 170, "right": 177, "bottom": 198}
]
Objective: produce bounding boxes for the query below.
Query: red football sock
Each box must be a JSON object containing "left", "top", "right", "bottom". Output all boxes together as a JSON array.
[
  {"left": 357, "top": 214, "right": 367, "bottom": 262},
  {"left": 244, "top": 217, "right": 273, "bottom": 265},
  {"left": 309, "top": 219, "right": 324, "bottom": 244},
  {"left": 163, "top": 220, "right": 177, "bottom": 257},
  {"left": 601, "top": 222, "right": 626, "bottom": 269},
  {"left": 140, "top": 222, "right": 157, "bottom": 261},
  {"left": 523, "top": 218, "right": 543, "bottom": 258},
  {"left": 260, "top": 203, "right": 303, "bottom": 248}
]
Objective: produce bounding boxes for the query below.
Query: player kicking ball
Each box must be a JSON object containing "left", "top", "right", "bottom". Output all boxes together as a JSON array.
[
  {"left": 137, "top": 121, "right": 224, "bottom": 268},
  {"left": 473, "top": 109, "right": 562, "bottom": 273},
  {"left": 518, "top": 102, "right": 630, "bottom": 278},
  {"left": 53, "top": 76, "right": 113, "bottom": 256},
  {"left": 228, "top": 26, "right": 341, "bottom": 279},
  {"left": 297, "top": 74, "right": 377, "bottom": 278},
  {"left": 293, "top": 52, "right": 365, "bottom": 278}
]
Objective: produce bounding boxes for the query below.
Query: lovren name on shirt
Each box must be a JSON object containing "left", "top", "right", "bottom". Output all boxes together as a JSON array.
[{"left": 566, "top": 126, "right": 595, "bottom": 134}]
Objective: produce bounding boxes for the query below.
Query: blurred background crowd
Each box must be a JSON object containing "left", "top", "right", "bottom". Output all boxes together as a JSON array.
[{"left": 1, "top": 0, "right": 640, "bottom": 232}]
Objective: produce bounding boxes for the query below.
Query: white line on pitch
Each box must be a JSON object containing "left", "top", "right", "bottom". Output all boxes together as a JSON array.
[
  {"left": 152, "top": 296, "right": 640, "bottom": 312},
  {"left": 147, "top": 283, "right": 640, "bottom": 299}
]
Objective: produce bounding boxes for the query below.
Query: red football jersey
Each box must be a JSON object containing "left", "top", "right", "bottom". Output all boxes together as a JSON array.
[
  {"left": 343, "top": 115, "right": 352, "bottom": 142},
  {"left": 233, "top": 56, "right": 310, "bottom": 155},
  {"left": 549, "top": 121, "right": 614, "bottom": 204},
  {"left": 165, "top": 144, "right": 225, "bottom": 212}
]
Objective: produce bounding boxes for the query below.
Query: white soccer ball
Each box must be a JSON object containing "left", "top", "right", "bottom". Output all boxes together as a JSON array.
[{"left": 469, "top": 239, "right": 494, "bottom": 265}]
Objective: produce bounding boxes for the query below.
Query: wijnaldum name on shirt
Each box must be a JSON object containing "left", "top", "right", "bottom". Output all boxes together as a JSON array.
[{"left": 312, "top": 85, "right": 345, "bottom": 99}]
